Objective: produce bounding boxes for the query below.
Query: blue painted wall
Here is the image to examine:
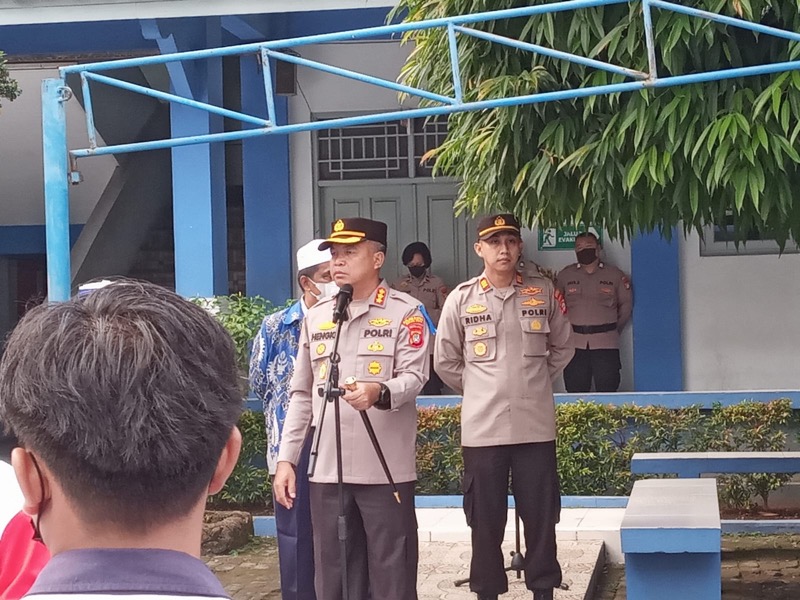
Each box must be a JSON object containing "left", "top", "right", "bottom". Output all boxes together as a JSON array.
[
  {"left": 631, "top": 230, "right": 683, "bottom": 391},
  {"left": 0, "top": 225, "right": 83, "bottom": 255}
]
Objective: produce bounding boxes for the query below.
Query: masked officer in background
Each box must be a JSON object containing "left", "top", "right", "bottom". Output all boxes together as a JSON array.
[
  {"left": 392, "top": 242, "right": 448, "bottom": 394},
  {"left": 556, "top": 232, "right": 632, "bottom": 393},
  {"left": 435, "top": 214, "right": 573, "bottom": 600},
  {"left": 273, "top": 217, "right": 429, "bottom": 600}
]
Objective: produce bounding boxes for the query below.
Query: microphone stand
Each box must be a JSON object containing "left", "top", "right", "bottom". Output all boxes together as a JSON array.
[{"left": 305, "top": 287, "right": 401, "bottom": 600}]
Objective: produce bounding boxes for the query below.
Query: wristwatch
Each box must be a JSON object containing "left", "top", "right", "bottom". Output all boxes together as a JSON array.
[{"left": 375, "top": 383, "right": 392, "bottom": 410}]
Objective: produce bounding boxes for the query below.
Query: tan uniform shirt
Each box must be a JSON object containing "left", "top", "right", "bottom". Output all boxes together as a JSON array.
[
  {"left": 391, "top": 272, "right": 448, "bottom": 355},
  {"left": 277, "top": 280, "right": 430, "bottom": 484},
  {"left": 556, "top": 262, "right": 633, "bottom": 350},
  {"left": 434, "top": 271, "right": 574, "bottom": 447}
]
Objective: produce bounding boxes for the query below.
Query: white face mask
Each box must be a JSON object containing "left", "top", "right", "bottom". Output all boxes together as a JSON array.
[{"left": 311, "top": 280, "right": 340, "bottom": 299}]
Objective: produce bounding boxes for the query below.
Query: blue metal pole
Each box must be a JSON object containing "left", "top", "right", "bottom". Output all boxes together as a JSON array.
[
  {"left": 69, "top": 57, "right": 800, "bottom": 159},
  {"left": 454, "top": 24, "right": 649, "bottom": 80},
  {"left": 83, "top": 71, "right": 270, "bottom": 127},
  {"left": 641, "top": 0, "right": 658, "bottom": 79},
  {"left": 42, "top": 78, "right": 72, "bottom": 303},
  {"left": 260, "top": 48, "right": 277, "bottom": 126},
  {"left": 267, "top": 50, "right": 457, "bottom": 105},
  {"left": 652, "top": 0, "right": 800, "bottom": 44},
  {"left": 80, "top": 73, "right": 98, "bottom": 149},
  {"left": 448, "top": 23, "right": 464, "bottom": 103},
  {"left": 59, "top": 0, "right": 629, "bottom": 76}
]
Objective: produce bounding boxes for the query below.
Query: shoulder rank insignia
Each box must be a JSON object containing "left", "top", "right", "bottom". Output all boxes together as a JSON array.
[
  {"left": 374, "top": 287, "right": 387, "bottom": 306},
  {"left": 466, "top": 304, "right": 487, "bottom": 314},
  {"left": 520, "top": 286, "right": 543, "bottom": 296},
  {"left": 369, "top": 318, "right": 392, "bottom": 327},
  {"left": 479, "top": 277, "right": 491, "bottom": 291},
  {"left": 318, "top": 321, "right": 336, "bottom": 330},
  {"left": 521, "top": 298, "right": 546, "bottom": 307},
  {"left": 515, "top": 272, "right": 523, "bottom": 285}
]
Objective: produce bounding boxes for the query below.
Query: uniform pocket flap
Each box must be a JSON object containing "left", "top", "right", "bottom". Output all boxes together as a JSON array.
[
  {"left": 356, "top": 336, "right": 397, "bottom": 356},
  {"left": 520, "top": 318, "right": 550, "bottom": 335}
]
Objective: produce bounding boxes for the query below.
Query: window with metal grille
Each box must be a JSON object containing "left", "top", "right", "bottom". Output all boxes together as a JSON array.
[{"left": 317, "top": 116, "right": 448, "bottom": 181}]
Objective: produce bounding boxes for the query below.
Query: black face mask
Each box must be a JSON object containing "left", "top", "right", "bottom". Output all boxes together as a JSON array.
[
  {"left": 576, "top": 248, "right": 597, "bottom": 265},
  {"left": 408, "top": 265, "right": 427, "bottom": 278}
]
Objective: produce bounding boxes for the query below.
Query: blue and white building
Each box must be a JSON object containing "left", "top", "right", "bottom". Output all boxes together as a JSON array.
[{"left": 0, "top": 0, "right": 798, "bottom": 394}]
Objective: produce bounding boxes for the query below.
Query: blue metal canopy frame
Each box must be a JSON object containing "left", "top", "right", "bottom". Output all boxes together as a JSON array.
[{"left": 43, "top": 0, "right": 800, "bottom": 301}]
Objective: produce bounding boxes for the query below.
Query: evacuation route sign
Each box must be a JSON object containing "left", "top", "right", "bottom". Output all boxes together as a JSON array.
[{"left": 537, "top": 226, "right": 603, "bottom": 250}]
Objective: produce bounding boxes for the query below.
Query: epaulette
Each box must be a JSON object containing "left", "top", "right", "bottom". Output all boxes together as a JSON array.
[{"left": 387, "top": 286, "right": 419, "bottom": 307}]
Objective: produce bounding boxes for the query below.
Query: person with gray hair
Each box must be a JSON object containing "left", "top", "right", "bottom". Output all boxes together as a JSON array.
[{"left": 0, "top": 278, "right": 242, "bottom": 600}]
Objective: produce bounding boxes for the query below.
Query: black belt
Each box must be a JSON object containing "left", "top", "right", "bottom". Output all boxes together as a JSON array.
[{"left": 572, "top": 322, "right": 617, "bottom": 334}]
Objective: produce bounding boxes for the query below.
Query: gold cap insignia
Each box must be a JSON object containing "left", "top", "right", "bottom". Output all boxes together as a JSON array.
[
  {"left": 531, "top": 320, "right": 543, "bottom": 331},
  {"left": 367, "top": 342, "right": 384, "bottom": 352},
  {"left": 319, "top": 321, "right": 336, "bottom": 330},
  {"left": 368, "top": 361, "right": 382, "bottom": 375},
  {"left": 472, "top": 326, "right": 488, "bottom": 337},
  {"left": 369, "top": 318, "right": 392, "bottom": 327},
  {"left": 316, "top": 343, "right": 326, "bottom": 355},
  {"left": 333, "top": 219, "right": 345, "bottom": 232},
  {"left": 466, "top": 304, "right": 487, "bottom": 314},
  {"left": 473, "top": 341, "right": 488, "bottom": 357},
  {"left": 494, "top": 216, "right": 506, "bottom": 226}
]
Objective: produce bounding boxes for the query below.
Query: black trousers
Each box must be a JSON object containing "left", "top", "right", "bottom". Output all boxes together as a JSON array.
[
  {"left": 462, "top": 442, "right": 562, "bottom": 595},
  {"left": 421, "top": 355, "right": 444, "bottom": 395},
  {"left": 563, "top": 348, "right": 621, "bottom": 393},
  {"left": 309, "top": 481, "right": 418, "bottom": 600}
]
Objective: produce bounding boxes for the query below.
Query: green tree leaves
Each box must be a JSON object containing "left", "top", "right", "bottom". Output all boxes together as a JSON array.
[
  {"left": 0, "top": 51, "right": 20, "bottom": 108},
  {"left": 394, "top": 0, "right": 800, "bottom": 246}
]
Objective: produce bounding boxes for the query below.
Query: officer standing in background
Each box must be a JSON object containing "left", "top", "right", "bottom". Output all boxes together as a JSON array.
[
  {"left": 435, "top": 214, "right": 574, "bottom": 600},
  {"left": 556, "top": 232, "right": 632, "bottom": 393},
  {"left": 273, "top": 217, "right": 429, "bottom": 600},
  {"left": 392, "top": 241, "right": 448, "bottom": 394},
  {"left": 249, "top": 239, "right": 338, "bottom": 600}
]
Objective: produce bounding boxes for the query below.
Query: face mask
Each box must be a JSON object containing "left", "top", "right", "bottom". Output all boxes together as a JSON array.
[
  {"left": 576, "top": 248, "right": 597, "bottom": 265},
  {"left": 408, "top": 265, "right": 427, "bottom": 279},
  {"left": 311, "top": 281, "right": 340, "bottom": 299}
]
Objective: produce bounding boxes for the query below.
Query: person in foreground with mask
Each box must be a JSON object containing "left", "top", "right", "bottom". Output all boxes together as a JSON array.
[
  {"left": 556, "top": 231, "right": 633, "bottom": 393},
  {"left": 0, "top": 279, "right": 241, "bottom": 600},
  {"left": 249, "top": 239, "right": 336, "bottom": 600},
  {"left": 391, "top": 242, "right": 448, "bottom": 394}
]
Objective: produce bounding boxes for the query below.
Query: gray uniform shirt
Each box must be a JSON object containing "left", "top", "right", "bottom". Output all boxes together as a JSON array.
[
  {"left": 277, "top": 280, "right": 430, "bottom": 484},
  {"left": 434, "top": 271, "right": 574, "bottom": 447},
  {"left": 556, "top": 262, "right": 633, "bottom": 350}
]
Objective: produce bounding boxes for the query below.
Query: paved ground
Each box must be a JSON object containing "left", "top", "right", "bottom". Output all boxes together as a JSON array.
[{"left": 206, "top": 534, "right": 800, "bottom": 600}]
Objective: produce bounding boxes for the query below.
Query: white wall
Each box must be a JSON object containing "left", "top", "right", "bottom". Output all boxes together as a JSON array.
[
  {"left": 680, "top": 230, "right": 800, "bottom": 390},
  {"left": 0, "top": 64, "right": 116, "bottom": 225},
  {"left": 288, "top": 41, "right": 414, "bottom": 254}
]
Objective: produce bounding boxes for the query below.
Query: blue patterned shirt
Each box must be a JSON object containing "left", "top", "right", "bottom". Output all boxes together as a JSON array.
[{"left": 249, "top": 300, "right": 304, "bottom": 473}]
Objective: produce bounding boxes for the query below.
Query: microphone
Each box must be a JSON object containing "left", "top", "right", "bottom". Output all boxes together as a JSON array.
[{"left": 332, "top": 284, "right": 354, "bottom": 323}]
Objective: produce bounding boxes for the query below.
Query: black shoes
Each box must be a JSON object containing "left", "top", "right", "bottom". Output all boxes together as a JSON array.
[
  {"left": 533, "top": 589, "right": 554, "bottom": 600},
  {"left": 476, "top": 596, "right": 498, "bottom": 600}
]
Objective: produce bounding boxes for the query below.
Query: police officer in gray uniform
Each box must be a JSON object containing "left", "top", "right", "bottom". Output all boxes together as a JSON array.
[
  {"left": 435, "top": 214, "right": 574, "bottom": 600},
  {"left": 556, "top": 232, "right": 632, "bottom": 393}
]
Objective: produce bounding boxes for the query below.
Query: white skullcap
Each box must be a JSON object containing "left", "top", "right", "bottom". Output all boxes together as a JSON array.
[{"left": 296, "top": 239, "right": 331, "bottom": 272}]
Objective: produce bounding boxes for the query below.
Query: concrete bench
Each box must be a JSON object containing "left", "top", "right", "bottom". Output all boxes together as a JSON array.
[
  {"left": 621, "top": 478, "right": 720, "bottom": 600},
  {"left": 631, "top": 451, "right": 800, "bottom": 478}
]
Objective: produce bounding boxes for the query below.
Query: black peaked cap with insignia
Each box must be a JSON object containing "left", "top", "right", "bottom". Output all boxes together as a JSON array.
[
  {"left": 319, "top": 217, "right": 388, "bottom": 250},
  {"left": 477, "top": 213, "right": 521, "bottom": 240}
]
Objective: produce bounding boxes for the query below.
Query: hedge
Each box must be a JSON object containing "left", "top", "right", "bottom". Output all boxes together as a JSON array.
[{"left": 211, "top": 398, "right": 794, "bottom": 511}]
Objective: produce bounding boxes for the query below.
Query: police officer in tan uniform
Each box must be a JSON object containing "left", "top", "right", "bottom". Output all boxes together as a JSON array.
[
  {"left": 434, "top": 214, "right": 574, "bottom": 600},
  {"left": 274, "top": 217, "right": 429, "bottom": 600},
  {"left": 556, "top": 232, "right": 632, "bottom": 393},
  {"left": 392, "top": 241, "right": 448, "bottom": 394}
]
